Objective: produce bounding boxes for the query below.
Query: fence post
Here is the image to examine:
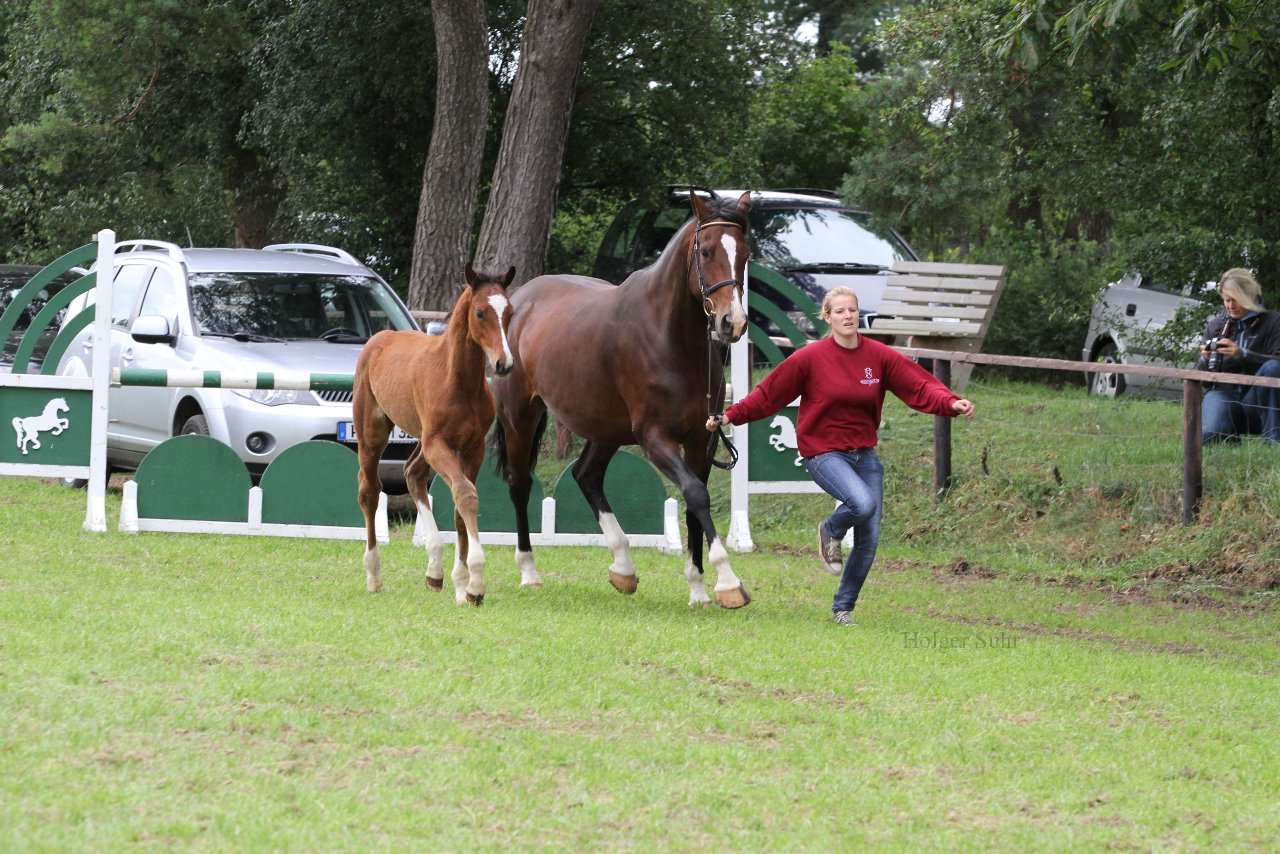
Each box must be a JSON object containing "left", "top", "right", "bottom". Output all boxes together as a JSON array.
[
  {"left": 933, "top": 358, "right": 953, "bottom": 494},
  {"left": 1182, "top": 379, "right": 1203, "bottom": 525}
]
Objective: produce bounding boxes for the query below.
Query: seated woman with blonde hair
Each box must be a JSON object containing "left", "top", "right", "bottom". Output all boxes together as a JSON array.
[{"left": 1199, "top": 268, "right": 1280, "bottom": 443}]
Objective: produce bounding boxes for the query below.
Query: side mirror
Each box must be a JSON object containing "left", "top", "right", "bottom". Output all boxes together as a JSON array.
[{"left": 131, "top": 315, "right": 176, "bottom": 345}]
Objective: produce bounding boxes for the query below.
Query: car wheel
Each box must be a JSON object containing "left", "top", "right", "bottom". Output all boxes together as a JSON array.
[
  {"left": 180, "top": 414, "right": 210, "bottom": 436},
  {"left": 1088, "top": 341, "right": 1126, "bottom": 398}
]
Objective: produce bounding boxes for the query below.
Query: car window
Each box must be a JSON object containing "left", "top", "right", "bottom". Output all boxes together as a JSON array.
[
  {"left": 111, "top": 264, "right": 152, "bottom": 327},
  {"left": 750, "top": 207, "right": 912, "bottom": 269},
  {"left": 189, "top": 272, "right": 412, "bottom": 339},
  {"left": 138, "top": 267, "right": 183, "bottom": 327}
]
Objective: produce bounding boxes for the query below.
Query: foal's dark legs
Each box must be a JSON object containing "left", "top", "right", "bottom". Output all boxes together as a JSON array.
[{"left": 570, "top": 441, "right": 636, "bottom": 594}]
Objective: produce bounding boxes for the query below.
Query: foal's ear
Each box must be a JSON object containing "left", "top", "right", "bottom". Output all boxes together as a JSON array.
[
  {"left": 501, "top": 266, "right": 516, "bottom": 288},
  {"left": 736, "top": 190, "right": 753, "bottom": 215},
  {"left": 464, "top": 263, "right": 478, "bottom": 289}
]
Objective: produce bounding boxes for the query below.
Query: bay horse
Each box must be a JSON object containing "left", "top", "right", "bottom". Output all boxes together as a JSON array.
[
  {"left": 491, "top": 191, "right": 753, "bottom": 607},
  {"left": 353, "top": 264, "right": 515, "bottom": 605}
]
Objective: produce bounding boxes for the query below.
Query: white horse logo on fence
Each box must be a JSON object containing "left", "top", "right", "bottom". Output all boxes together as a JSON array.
[
  {"left": 13, "top": 397, "right": 70, "bottom": 455},
  {"left": 768, "top": 414, "right": 804, "bottom": 467}
]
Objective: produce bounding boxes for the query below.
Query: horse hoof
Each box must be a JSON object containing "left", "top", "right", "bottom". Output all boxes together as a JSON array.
[
  {"left": 609, "top": 571, "right": 638, "bottom": 595},
  {"left": 424, "top": 576, "right": 444, "bottom": 592},
  {"left": 466, "top": 592, "right": 484, "bottom": 607},
  {"left": 522, "top": 580, "right": 543, "bottom": 589},
  {"left": 715, "top": 586, "right": 751, "bottom": 609}
]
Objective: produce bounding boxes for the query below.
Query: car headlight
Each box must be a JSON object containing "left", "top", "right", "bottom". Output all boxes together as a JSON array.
[{"left": 231, "top": 388, "right": 317, "bottom": 406}]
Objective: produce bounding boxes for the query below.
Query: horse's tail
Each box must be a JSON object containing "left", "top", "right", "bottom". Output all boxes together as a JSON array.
[
  {"left": 489, "top": 410, "right": 549, "bottom": 483},
  {"left": 489, "top": 420, "right": 510, "bottom": 481}
]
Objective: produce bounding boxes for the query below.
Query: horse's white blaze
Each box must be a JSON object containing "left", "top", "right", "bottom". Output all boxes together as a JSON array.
[
  {"left": 718, "top": 233, "right": 747, "bottom": 328},
  {"left": 416, "top": 499, "right": 445, "bottom": 580},
  {"left": 487, "top": 293, "right": 514, "bottom": 366},
  {"left": 707, "top": 537, "right": 742, "bottom": 592},
  {"left": 685, "top": 555, "right": 711, "bottom": 606},
  {"left": 516, "top": 550, "right": 542, "bottom": 587},
  {"left": 599, "top": 512, "right": 636, "bottom": 577}
]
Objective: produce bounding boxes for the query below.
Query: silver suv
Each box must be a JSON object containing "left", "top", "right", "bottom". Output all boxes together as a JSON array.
[{"left": 56, "top": 241, "right": 419, "bottom": 487}]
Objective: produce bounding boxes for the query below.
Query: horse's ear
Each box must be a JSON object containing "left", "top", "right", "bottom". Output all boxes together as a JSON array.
[
  {"left": 502, "top": 266, "right": 516, "bottom": 288},
  {"left": 690, "top": 192, "right": 712, "bottom": 222},
  {"left": 736, "top": 191, "right": 753, "bottom": 215},
  {"left": 465, "top": 263, "right": 477, "bottom": 289}
]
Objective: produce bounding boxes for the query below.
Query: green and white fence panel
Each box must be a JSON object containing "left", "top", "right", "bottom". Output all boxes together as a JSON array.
[
  {"left": 118, "top": 435, "right": 388, "bottom": 541},
  {"left": 0, "top": 233, "right": 116, "bottom": 532},
  {"left": 112, "top": 369, "right": 679, "bottom": 549},
  {"left": 416, "top": 448, "right": 681, "bottom": 553},
  {"left": 725, "top": 263, "right": 848, "bottom": 553}
]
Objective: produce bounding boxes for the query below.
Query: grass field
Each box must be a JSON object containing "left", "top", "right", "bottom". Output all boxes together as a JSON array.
[{"left": 3, "top": 379, "right": 1278, "bottom": 850}]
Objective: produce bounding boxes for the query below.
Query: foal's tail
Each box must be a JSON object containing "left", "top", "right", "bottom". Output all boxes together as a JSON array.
[{"left": 489, "top": 410, "right": 549, "bottom": 483}]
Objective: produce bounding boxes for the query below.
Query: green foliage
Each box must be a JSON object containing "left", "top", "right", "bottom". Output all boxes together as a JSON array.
[
  {"left": 974, "top": 226, "right": 1105, "bottom": 362},
  {"left": 734, "top": 44, "right": 872, "bottom": 190}
]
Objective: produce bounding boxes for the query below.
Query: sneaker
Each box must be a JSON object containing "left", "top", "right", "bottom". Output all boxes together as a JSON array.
[
  {"left": 832, "top": 610, "right": 853, "bottom": 626},
  {"left": 818, "top": 521, "right": 843, "bottom": 575}
]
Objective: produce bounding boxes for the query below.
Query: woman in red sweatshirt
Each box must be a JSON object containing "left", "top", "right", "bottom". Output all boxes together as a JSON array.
[{"left": 707, "top": 287, "right": 974, "bottom": 625}]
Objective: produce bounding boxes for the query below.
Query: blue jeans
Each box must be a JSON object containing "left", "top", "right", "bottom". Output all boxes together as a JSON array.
[
  {"left": 1202, "top": 359, "right": 1280, "bottom": 443},
  {"left": 805, "top": 449, "right": 885, "bottom": 613}
]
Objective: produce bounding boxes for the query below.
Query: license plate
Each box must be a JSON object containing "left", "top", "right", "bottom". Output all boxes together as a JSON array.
[{"left": 337, "top": 421, "right": 416, "bottom": 444}]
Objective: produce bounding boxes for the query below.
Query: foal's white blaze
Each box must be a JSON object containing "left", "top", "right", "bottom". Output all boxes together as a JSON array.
[
  {"left": 487, "top": 293, "right": 514, "bottom": 367},
  {"left": 599, "top": 512, "right": 636, "bottom": 577},
  {"left": 416, "top": 499, "right": 445, "bottom": 583}
]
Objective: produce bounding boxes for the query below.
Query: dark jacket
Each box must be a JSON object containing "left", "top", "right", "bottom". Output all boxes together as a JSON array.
[{"left": 1196, "top": 309, "right": 1280, "bottom": 375}]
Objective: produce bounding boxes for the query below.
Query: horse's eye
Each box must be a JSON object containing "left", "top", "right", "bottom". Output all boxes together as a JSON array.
[
  {"left": 700, "top": 248, "right": 710, "bottom": 259},
  {"left": 475, "top": 309, "right": 485, "bottom": 319}
]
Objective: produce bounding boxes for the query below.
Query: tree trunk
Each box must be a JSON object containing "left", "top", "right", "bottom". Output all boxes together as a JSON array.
[
  {"left": 407, "top": 0, "right": 490, "bottom": 311},
  {"left": 227, "top": 143, "right": 282, "bottom": 249},
  {"left": 474, "top": 0, "right": 601, "bottom": 285}
]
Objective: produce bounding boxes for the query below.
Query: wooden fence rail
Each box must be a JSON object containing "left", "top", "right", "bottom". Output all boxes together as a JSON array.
[{"left": 901, "top": 347, "right": 1280, "bottom": 525}]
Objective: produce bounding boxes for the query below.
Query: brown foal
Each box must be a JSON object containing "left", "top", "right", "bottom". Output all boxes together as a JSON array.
[{"left": 353, "top": 264, "right": 515, "bottom": 605}]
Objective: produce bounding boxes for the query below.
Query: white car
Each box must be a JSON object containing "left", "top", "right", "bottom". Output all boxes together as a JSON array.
[
  {"left": 57, "top": 241, "right": 419, "bottom": 488},
  {"left": 1081, "top": 272, "right": 1212, "bottom": 398}
]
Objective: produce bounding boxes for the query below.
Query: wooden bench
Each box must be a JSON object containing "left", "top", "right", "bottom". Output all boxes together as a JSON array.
[{"left": 863, "top": 261, "right": 1007, "bottom": 391}]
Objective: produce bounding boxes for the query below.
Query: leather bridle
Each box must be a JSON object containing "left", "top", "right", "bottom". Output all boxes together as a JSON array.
[{"left": 689, "top": 218, "right": 747, "bottom": 470}]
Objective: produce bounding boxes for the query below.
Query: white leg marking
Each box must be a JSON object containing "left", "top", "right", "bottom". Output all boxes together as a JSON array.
[
  {"left": 464, "top": 533, "right": 486, "bottom": 601},
  {"left": 708, "top": 538, "right": 742, "bottom": 593},
  {"left": 516, "top": 550, "right": 542, "bottom": 587},
  {"left": 599, "top": 512, "right": 636, "bottom": 577},
  {"left": 416, "top": 499, "right": 445, "bottom": 583},
  {"left": 685, "top": 555, "right": 711, "bottom": 606},
  {"left": 451, "top": 555, "right": 470, "bottom": 605},
  {"left": 364, "top": 547, "right": 382, "bottom": 592}
]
